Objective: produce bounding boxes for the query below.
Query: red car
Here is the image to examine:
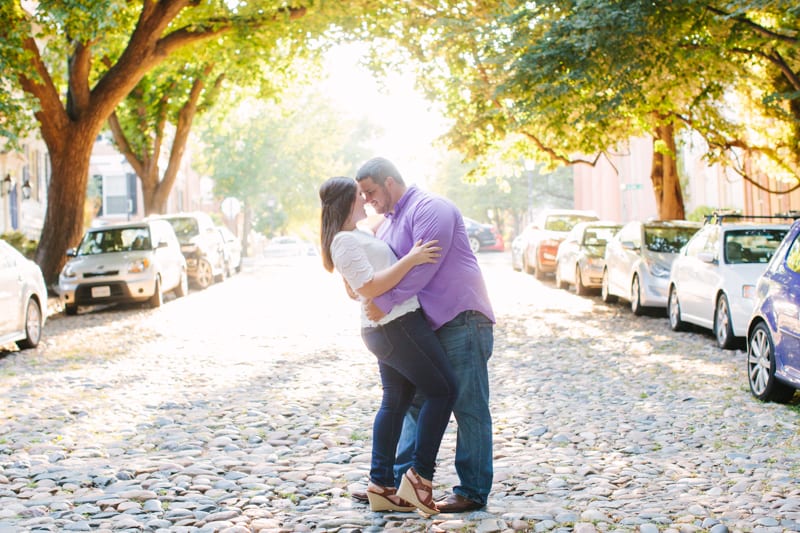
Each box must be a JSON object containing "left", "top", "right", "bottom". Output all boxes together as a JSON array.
[{"left": 519, "top": 209, "right": 600, "bottom": 280}]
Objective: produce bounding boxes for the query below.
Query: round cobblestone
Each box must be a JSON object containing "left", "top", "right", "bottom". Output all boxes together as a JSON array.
[{"left": 1, "top": 252, "right": 799, "bottom": 532}]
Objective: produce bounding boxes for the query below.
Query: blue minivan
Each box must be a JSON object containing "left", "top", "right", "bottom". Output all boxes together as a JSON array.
[{"left": 747, "top": 219, "right": 800, "bottom": 403}]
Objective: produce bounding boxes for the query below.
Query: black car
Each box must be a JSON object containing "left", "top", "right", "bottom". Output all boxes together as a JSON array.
[{"left": 463, "top": 217, "right": 497, "bottom": 253}]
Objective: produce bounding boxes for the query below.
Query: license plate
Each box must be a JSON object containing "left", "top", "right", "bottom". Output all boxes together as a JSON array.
[{"left": 91, "top": 286, "right": 111, "bottom": 298}]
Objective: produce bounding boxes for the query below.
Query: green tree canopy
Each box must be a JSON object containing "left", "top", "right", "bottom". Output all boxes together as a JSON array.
[
  {"left": 0, "top": 0, "right": 385, "bottom": 286},
  {"left": 197, "top": 85, "right": 378, "bottom": 243},
  {"left": 361, "top": 1, "right": 800, "bottom": 219}
]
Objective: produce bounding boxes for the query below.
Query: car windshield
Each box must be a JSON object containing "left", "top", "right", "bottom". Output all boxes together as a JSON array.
[
  {"left": 166, "top": 217, "right": 199, "bottom": 238},
  {"left": 644, "top": 226, "right": 698, "bottom": 253},
  {"left": 544, "top": 215, "right": 597, "bottom": 232},
  {"left": 582, "top": 227, "right": 618, "bottom": 249},
  {"left": 724, "top": 229, "right": 787, "bottom": 264},
  {"left": 77, "top": 227, "right": 151, "bottom": 255}
]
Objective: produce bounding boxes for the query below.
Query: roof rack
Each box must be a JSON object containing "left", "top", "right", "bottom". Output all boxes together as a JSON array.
[{"left": 703, "top": 211, "right": 799, "bottom": 225}]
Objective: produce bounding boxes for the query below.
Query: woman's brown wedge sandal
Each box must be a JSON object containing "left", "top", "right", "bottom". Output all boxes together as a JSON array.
[
  {"left": 397, "top": 467, "right": 439, "bottom": 516},
  {"left": 366, "top": 482, "right": 415, "bottom": 512}
]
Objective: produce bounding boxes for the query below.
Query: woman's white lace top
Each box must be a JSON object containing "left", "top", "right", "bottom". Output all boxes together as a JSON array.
[{"left": 331, "top": 229, "right": 420, "bottom": 327}]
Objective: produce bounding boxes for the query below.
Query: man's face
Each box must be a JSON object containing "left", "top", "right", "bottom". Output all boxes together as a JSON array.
[{"left": 357, "top": 177, "right": 393, "bottom": 215}]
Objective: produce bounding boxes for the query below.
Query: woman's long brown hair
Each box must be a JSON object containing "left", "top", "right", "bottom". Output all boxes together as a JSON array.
[{"left": 319, "top": 176, "right": 356, "bottom": 272}]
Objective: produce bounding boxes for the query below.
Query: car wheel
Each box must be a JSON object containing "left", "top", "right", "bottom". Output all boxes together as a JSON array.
[
  {"left": 714, "top": 294, "right": 736, "bottom": 349},
  {"left": 194, "top": 259, "right": 214, "bottom": 289},
  {"left": 668, "top": 286, "right": 685, "bottom": 331},
  {"left": 748, "top": 322, "right": 796, "bottom": 403},
  {"left": 534, "top": 256, "right": 546, "bottom": 280},
  {"left": 16, "top": 297, "right": 43, "bottom": 350},
  {"left": 601, "top": 269, "right": 617, "bottom": 303},
  {"left": 65, "top": 303, "right": 78, "bottom": 316},
  {"left": 523, "top": 253, "right": 534, "bottom": 275},
  {"left": 174, "top": 269, "right": 188, "bottom": 298},
  {"left": 149, "top": 277, "right": 163, "bottom": 308},
  {"left": 575, "top": 266, "right": 588, "bottom": 296},
  {"left": 469, "top": 236, "right": 481, "bottom": 254},
  {"left": 512, "top": 253, "right": 521, "bottom": 272},
  {"left": 555, "top": 264, "right": 568, "bottom": 289},
  {"left": 630, "top": 275, "right": 644, "bottom": 316}
]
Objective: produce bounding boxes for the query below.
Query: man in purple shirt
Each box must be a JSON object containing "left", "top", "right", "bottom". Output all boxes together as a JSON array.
[{"left": 355, "top": 157, "right": 495, "bottom": 513}]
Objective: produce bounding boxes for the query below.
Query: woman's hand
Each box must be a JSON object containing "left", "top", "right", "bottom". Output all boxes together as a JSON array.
[{"left": 406, "top": 239, "right": 441, "bottom": 266}]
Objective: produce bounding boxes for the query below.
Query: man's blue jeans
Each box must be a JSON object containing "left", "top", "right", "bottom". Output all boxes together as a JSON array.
[
  {"left": 394, "top": 310, "right": 494, "bottom": 504},
  {"left": 361, "top": 309, "right": 458, "bottom": 486}
]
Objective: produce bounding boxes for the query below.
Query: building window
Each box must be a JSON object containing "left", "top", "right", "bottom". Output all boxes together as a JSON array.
[{"left": 103, "top": 174, "right": 130, "bottom": 215}]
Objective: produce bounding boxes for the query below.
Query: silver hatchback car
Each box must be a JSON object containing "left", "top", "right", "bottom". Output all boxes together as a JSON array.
[{"left": 58, "top": 219, "right": 188, "bottom": 315}]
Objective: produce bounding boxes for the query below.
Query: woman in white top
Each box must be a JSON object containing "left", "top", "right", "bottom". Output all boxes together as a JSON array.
[{"left": 319, "top": 176, "right": 458, "bottom": 516}]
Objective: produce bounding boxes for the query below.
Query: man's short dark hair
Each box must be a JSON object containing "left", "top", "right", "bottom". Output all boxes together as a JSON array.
[{"left": 355, "top": 157, "right": 405, "bottom": 186}]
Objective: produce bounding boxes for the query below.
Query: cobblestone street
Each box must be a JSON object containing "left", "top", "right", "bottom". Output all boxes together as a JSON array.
[{"left": 1, "top": 252, "right": 799, "bottom": 533}]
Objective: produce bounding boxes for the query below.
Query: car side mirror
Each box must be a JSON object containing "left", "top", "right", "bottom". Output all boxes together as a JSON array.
[
  {"left": 698, "top": 251, "right": 716, "bottom": 264},
  {"left": 157, "top": 241, "right": 169, "bottom": 249},
  {"left": 66, "top": 248, "right": 76, "bottom": 257}
]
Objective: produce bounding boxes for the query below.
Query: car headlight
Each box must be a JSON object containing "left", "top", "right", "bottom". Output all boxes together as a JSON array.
[
  {"left": 128, "top": 258, "right": 151, "bottom": 273},
  {"left": 647, "top": 260, "right": 671, "bottom": 278},
  {"left": 61, "top": 264, "right": 77, "bottom": 278}
]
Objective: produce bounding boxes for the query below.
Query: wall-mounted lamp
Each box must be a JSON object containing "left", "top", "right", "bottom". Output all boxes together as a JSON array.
[
  {"left": 21, "top": 178, "right": 31, "bottom": 199},
  {"left": 1, "top": 174, "right": 12, "bottom": 197}
]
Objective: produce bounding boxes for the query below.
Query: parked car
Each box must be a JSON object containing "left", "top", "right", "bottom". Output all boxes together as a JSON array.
[
  {"left": 217, "top": 225, "right": 242, "bottom": 277},
  {"left": 602, "top": 219, "right": 701, "bottom": 315},
  {"left": 155, "top": 212, "right": 226, "bottom": 289},
  {"left": 555, "top": 221, "right": 622, "bottom": 295},
  {"left": 463, "top": 217, "right": 499, "bottom": 253},
  {"left": 484, "top": 227, "right": 505, "bottom": 252},
  {"left": 517, "top": 209, "right": 600, "bottom": 279},
  {"left": 264, "top": 236, "right": 318, "bottom": 257},
  {"left": 746, "top": 218, "right": 800, "bottom": 403},
  {"left": 0, "top": 240, "right": 47, "bottom": 350},
  {"left": 58, "top": 219, "right": 187, "bottom": 315},
  {"left": 668, "top": 216, "right": 791, "bottom": 349}
]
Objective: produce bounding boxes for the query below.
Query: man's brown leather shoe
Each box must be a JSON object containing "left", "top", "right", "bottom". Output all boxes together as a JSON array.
[{"left": 435, "top": 493, "right": 484, "bottom": 513}]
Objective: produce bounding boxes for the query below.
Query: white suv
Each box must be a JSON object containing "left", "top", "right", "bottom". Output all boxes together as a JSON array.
[{"left": 59, "top": 219, "right": 188, "bottom": 315}]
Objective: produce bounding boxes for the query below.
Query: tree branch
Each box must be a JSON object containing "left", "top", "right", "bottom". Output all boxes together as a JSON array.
[
  {"left": 67, "top": 40, "right": 94, "bottom": 119},
  {"left": 705, "top": 5, "right": 799, "bottom": 45},
  {"left": 108, "top": 111, "right": 146, "bottom": 178},
  {"left": 16, "top": 36, "right": 69, "bottom": 146},
  {"left": 730, "top": 47, "right": 800, "bottom": 91}
]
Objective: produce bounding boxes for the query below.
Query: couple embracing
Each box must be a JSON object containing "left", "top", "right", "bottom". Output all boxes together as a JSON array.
[{"left": 319, "top": 157, "right": 495, "bottom": 515}]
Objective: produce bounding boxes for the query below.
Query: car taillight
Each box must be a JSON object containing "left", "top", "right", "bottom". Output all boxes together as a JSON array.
[{"left": 540, "top": 239, "right": 561, "bottom": 253}]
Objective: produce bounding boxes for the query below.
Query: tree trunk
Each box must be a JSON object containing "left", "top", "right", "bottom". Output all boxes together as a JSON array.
[
  {"left": 34, "top": 128, "right": 96, "bottom": 289},
  {"left": 651, "top": 123, "right": 686, "bottom": 220}
]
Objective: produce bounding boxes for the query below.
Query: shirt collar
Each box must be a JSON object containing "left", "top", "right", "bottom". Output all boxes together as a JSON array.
[{"left": 385, "top": 185, "right": 417, "bottom": 220}]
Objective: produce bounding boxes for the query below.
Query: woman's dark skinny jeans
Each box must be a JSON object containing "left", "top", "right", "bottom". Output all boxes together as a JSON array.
[{"left": 361, "top": 308, "right": 458, "bottom": 485}]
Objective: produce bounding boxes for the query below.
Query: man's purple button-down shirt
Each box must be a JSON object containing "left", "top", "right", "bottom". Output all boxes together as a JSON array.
[{"left": 373, "top": 186, "right": 495, "bottom": 330}]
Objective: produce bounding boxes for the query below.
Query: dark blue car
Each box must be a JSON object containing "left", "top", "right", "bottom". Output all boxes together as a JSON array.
[{"left": 747, "top": 219, "right": 800, "bottom": 403}]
